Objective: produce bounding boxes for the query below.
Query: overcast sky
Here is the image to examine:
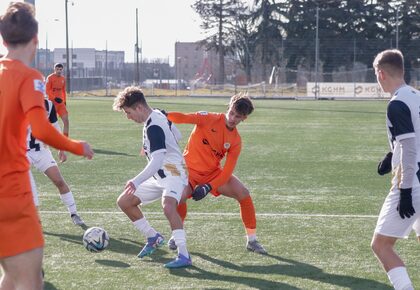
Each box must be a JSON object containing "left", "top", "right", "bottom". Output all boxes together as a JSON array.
[{"left": 0, "top": 0, "right": 203, "bottom": 64}]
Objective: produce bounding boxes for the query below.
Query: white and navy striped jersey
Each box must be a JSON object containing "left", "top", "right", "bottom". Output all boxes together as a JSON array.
[
  {"left": 142, "top": 109, "right": 187, "bottom": 181},
  {"left": 27, "top": 99, "right": 59, "bottom": 152},
  {"left": 386, "top": 85, "right": 420, "bottom": 190}
]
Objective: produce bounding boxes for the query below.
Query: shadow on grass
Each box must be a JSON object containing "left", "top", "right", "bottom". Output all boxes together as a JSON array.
[
  {"left": 43, "top": 231, "right": 141, "bottom": 256},
  {"left": 168, "top": 265, "right": 298, "bottom": 289},
  {"left": 44, "top": 281, "right": 58, "bottom": 290},
  {"left": 95, "top": 259, "right": 130, "bottom": 268},
  {"left": 93, "top": 148, "right": 136, "bottom": 157},
  {"left": 167, "top": 255, "right": 299, "bottom": 290},
  {"left": 188, "top": 252, "right": 392, "bottom": 290},
  {"left": 43, "top": 231, "right": 178, "bottom": 270}
]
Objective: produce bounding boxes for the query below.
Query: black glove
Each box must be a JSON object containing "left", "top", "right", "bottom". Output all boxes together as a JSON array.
[
  {"left": 192, "top": 184, "right": 212, "bottom": 201},
  {"left": 54, "top": 97, "right": 63, "bottom": 104},
  {"left": 397, "top": 188, "right": 416, "bottom": 219},
  {"left": 377, "top": 152, "right": 392, "bottom": 175},
  {"left": 155, "top": 108, "right": 167, "bottom": 116}
]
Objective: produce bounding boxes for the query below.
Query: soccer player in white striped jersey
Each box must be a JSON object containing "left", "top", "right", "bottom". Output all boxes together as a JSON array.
[
  {"left": 371, "top": 49, "right": 420, "bottom": 290},
  {"left": 113, "top": 86, "right": 191, "bottom": 268},
  {"left": 27, "top": 99, "right": 85, "bottom": 226}
]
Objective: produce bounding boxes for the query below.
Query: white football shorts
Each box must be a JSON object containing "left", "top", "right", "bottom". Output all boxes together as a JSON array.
[
  {"left": 27, "top": 147, "right": 57, "bottom": 172},
  {"left": 134, "top": 176, "right": 187, "bottom": 205},
  {"left": 374, "top": 188, "right": 420, "bottom": 238}
]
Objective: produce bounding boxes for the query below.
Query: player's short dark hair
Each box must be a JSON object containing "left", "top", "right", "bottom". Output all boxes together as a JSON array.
[
  {"left": 55, "top": 63, "right": 64, "bottom": 69},
  {"left": 0, "top": 2, "right": 38, "bottom": 46},
  {"left": 113, "top": 86, "right": 147, "bottom": 111},
  {"left": 229, "top": 92, "right": 254, "bottom": 116},
  {"left": 373, "top": 49, "right": 404, "bottom": 77}
]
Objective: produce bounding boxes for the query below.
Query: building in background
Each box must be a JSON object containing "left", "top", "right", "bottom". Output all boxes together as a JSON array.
[
  {"left": 175, "top": 41, "right": 243, "bottom": 88},
  {"left": 36, "top": 48, "right": 125, "bottom": 90},
  {"left": 35, "top": 48, "right": 177, "bottom": 91},
  {"left": 33, "top": 43, "right": 251, "bottom": 92}
]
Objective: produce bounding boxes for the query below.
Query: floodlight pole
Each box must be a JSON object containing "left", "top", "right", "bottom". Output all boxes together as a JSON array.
[
  {"left": 314, "top": 5, "right": 319, "bottom": 99},
  {"left": 105, "top": 40, "right": 108, "bottom": 96},
  {"left": 353, "top": 39, "right": 356, "bottom": 97},
  {"left": 135, "top": 8, "right": 140, "bottom": 86},
  {"left": 45, "top": 19, "right": 59, "bottom": 73},
  {"left": 65, "top": 0, "right": 71, "bottom": 94},
  {"left": 396, "top": 6, "right": 399, "bottom": 49}
]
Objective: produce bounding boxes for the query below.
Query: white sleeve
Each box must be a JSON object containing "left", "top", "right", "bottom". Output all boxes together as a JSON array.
[
  {"left": 170, "top": 123, "right": 182, "bottom": 142},
  {"left": 399, "top": 137, "right": 417, "bottom": 189},
  {"left": 130, "top": 151, "right": 165, "bottom": 188}
]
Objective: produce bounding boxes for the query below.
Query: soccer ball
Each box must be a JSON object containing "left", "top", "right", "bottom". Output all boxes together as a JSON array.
[{"left": 82, "top": 227, "right": 109, "bottom": 253}]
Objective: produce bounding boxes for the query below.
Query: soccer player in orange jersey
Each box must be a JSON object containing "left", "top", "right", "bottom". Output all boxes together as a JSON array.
[
  {"left": 46, "top": 63, "right": 69, "bottom": 136},
  {"left": 0, "top": 3, "right": 94, "bottom": 289},
  {"left": 166, "top": 93, "right": 267, "bottom": 254}
]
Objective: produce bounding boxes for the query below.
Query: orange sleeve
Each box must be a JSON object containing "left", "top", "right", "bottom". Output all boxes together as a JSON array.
[
  {"left": 20, "top": 75, "right": 45, "bottom": 113},
  {"left": 209, "top": 141, "right": 241, "bottom": 189},
  {"left": 63, "top": 77, "right": 67, "bottom": 102},
  {"left": 46, "top": 75, "right": 53, "bottom": 99},
  {"left": 167, "top": 112, "right": 206, "bottom": 125},
  {"left": 26, "top": 107, "right": 84, "bottom": 155}
]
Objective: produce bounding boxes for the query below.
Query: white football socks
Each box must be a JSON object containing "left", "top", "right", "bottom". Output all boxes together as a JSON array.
[
  {"left": 412, "top": 219, "right": 420, "bottom": 236},
  {"left": 247, "top": 234, "right": 257, "bottom": 243},
  {"left": 60, "top": 191, "right": 77, "bottom": 215},
  {"left": 387, "top": 267, "right": 413, "bottom": 290},
  {"left": 133, "top": 218, "right": 157, "bottom": 238},
  {"left": 173, "top": 229, "right": 189, "bottom": 258}
]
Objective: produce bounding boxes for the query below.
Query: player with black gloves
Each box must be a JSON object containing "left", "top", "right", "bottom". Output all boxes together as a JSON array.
[
  {"left": 46, "top": 63, "right": 70, "bottom": 136},
  {"left": 377, "top": 152, "right": 393, "bottom": 175},
  {"left": 166, "top": 93, "right": 267, "bottom": 255},
  {"left": 371, "top": 49, "right": 420, "bottom": 290}
]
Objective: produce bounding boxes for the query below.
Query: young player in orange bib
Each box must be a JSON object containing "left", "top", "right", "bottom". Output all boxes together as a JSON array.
[
  {"left": 166, "top": 93, "right": 267, "bottom": 254},
  {"left": 0, "top": 3, "right": 94, "bottom": 289}
]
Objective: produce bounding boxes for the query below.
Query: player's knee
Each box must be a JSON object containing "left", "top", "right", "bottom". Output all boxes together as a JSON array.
[
  {"left": 116, "top": 194, "right": 129, "bottom": 211},
  {"left": 236, "top": 187, "right": 250, "bottom": 201},
  {"left": 371, "top": 236, "right": 392, "bottom": 255},
  {"left": 54, "top": 179, "right": 67, "bottom": 191},
  {"left": 370, "top": 238, "right": 379, "bottom": 254},
  {"left": 162, "top": 202, "right": 176, "bottom": 219}
]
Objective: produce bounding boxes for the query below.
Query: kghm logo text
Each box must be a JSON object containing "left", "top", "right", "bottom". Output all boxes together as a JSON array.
[{"left": 202, "top": 138, "right": 223, "bottom": 159}]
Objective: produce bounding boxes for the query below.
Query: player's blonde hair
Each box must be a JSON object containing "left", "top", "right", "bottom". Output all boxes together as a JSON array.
[
  {"left": 113, "top": 86, "right": 147, "bottom": 111},
  {"left": 373, "top": 49, "right": 404, "bottom": 78},
  {"left": 229, "top": 92, "right": 254, "bottom": 116}
]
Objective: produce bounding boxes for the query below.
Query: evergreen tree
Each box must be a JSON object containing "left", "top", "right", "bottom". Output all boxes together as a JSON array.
[
  {"left": 251, "top": 0, "right": 288, "bottom": 82},
  {"left": 192, "top": 0, "right": 240, "bottom": 84}
]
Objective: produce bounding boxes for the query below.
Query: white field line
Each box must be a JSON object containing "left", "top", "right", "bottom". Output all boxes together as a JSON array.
[{"left": 39, "top": 210, "right": 378, "bottom": 219}]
